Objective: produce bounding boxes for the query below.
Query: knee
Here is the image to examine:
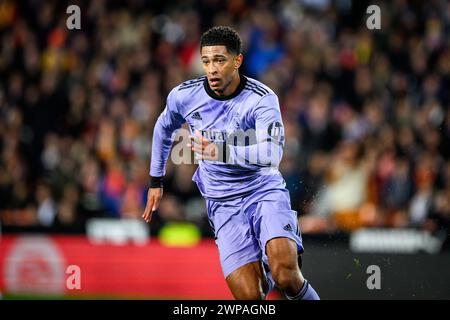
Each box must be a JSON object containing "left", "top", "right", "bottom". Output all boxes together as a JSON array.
[
  {"left": 266, "top": 238, "right": 301, "bottom": 290},
  {"left": 271, "top": 263, "right": 298, "bottom": 289},
  {"left": 267, "top": 246, "right": 299, "bottom": 289}
]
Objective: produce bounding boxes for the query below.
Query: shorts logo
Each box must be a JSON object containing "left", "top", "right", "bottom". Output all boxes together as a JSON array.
[{"left": 283, "top": 224, "right": 293, "bottom": 232}]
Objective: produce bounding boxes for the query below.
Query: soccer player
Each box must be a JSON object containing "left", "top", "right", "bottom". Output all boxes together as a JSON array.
[{"left": 142, "top": 26, "right": 319, "bottom": 300}]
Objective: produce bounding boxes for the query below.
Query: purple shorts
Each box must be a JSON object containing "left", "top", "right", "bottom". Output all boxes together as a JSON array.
[{"left": 206, "top": 188, "right": 304, "bottom": 278}]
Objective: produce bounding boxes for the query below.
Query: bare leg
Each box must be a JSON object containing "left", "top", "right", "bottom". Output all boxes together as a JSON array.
[
  {"left": 225, "top": 261, "right": 268, "bottom": 300},
  {"left": 266, "top": 237, "right": 304, "bottom": 296}
]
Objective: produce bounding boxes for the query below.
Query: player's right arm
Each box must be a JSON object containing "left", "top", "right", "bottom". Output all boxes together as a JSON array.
[
  {"left": 142, "top": 88, "right": 184, "bottom": 223},
  {"left": 143, "top": 187, "right": 163, "bottom": 223}
]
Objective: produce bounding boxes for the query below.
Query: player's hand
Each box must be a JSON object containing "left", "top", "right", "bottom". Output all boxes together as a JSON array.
[
  {"left": 142, "top": 187, "right": 163, "bottom": 223},
  {"left": 188, "top": 130, "right": 219, "bottom": 161}
]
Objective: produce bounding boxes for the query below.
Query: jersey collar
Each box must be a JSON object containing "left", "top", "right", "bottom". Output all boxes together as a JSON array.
[{"left": 203, "top": 74, "right": 247, "bottom": 101}]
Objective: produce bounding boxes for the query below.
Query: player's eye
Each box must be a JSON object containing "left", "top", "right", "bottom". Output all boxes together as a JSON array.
[{"left": 202, "top": 60, "right": 209, "bottom": 65}]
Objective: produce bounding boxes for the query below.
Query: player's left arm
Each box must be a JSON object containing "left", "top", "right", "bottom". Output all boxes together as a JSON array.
[
  {"left": 191, "top": 94, "right": 285, "bottom": 168},
  {"left": 223, "top": 93, "right": 284, "bottom": 168},
  {"left": 243, "top": 93, "right": 285, "bottom": 167}
]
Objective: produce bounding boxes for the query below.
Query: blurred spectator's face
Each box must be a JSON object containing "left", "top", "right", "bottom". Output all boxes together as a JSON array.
[
  {"left": 339, "top": 142, "right": 358, "bottom": 163},
  {"left": 201, "top": 45, "right": 242, "bottom": 95},
  {"left": 36, "top": 184, "right": 51, "bottom": 202}
]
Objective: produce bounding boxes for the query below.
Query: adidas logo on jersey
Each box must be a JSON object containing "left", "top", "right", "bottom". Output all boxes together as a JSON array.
[
  {"left": 191, "top": 112, "right": 202, "bottom": 120},
  {"left": 283, "top": 224, "right": 293, "bottom": 232}
]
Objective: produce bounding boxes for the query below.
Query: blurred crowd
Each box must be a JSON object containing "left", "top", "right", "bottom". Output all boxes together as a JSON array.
[{"left": 0, "top": 0, "right": 449, "bottom": 238}]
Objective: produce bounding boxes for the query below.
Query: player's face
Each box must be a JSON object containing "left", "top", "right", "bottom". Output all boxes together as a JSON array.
[{"left": 201, "top": 45, "right": 243, "bottom": 95}]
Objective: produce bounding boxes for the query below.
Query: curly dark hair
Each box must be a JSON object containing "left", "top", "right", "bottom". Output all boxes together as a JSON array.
[{"left": 200, "top": 26, "right": 242, "bottom": 55}]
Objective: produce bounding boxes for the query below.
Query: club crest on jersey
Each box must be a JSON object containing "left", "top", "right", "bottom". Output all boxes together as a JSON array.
[{"left": 232, "top": 112, "right": 241, "bottom": 129}]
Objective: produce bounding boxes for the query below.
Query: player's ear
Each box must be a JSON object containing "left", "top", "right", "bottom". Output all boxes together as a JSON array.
[{"left": 234, "top": 54, "right": 243, "bottom": 69}]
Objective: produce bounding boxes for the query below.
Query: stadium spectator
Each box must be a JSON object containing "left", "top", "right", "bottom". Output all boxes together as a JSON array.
[{"left": 0, "top": 0, "right": 449, "bottom": 244}]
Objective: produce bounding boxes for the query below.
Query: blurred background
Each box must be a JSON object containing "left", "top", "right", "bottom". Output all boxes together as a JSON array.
[{"left": 0, "top": 0, "right": 449, "bottom": 299}]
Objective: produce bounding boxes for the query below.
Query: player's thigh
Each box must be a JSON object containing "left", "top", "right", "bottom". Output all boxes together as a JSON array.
[
  {"left": 208, "top": 199, "right": 262, "bottom": 279},
  {"left": 225, "top": 260, "right": 267, "bottom": 300},
  {"left": 252, "top": 197, "right": 304, "bottom": 262}
]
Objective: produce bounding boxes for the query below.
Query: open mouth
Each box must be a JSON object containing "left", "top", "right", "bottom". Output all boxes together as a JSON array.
[{"left": 209, "top": 78, "right": 220, "bottom": 86}]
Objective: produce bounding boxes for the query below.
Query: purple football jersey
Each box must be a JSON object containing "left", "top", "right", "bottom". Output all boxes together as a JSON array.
[{"left": 150, "top": 75, "right": 286, "bottom": 201}]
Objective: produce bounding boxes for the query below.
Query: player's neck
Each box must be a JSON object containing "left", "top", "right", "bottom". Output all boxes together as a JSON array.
[
  {"left": 204, "top": 73, "right": 246, "bottom": 101},
  {"left": 215, "top": 73, "right": 241, "bottom": 97}
]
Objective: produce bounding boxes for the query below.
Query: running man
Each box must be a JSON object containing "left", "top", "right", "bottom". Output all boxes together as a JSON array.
[{"left": 143, "top": 26, "right": 319, "bottom": 300}]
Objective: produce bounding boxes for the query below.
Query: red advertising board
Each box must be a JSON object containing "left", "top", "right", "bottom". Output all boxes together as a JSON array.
[{"left": 0, "top": 235, "right": 236, "bottom": 299}]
